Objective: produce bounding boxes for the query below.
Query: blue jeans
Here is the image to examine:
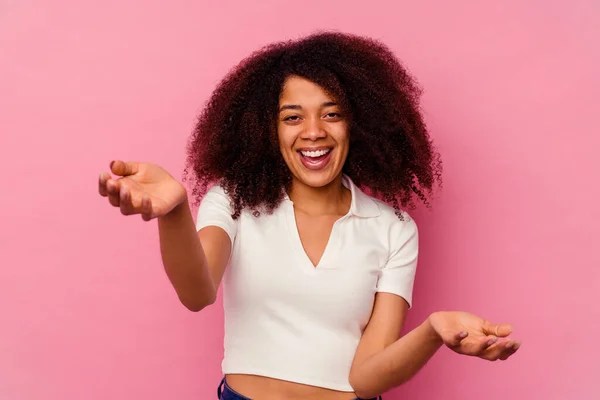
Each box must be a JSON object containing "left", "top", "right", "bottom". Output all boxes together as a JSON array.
[{"left": 217, "top": 378, "right": 382, "bottom": 400}]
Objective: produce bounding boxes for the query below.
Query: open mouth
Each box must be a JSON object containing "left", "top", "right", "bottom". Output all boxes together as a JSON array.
[{"left": 297, "top": 148, "right": 333, "bottom": 170}]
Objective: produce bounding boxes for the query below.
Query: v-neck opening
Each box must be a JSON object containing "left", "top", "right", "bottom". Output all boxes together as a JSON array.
[
  {"left": 286, "top": 203, "right": 349, "bottom": 270},
  {"left": 283, "top": 176, "right": 355, "bottom": 271}
]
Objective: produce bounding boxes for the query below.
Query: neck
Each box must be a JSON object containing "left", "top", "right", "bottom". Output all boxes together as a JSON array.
[{"left": 287, "top": 174, "right": 351, "bottom": 216}]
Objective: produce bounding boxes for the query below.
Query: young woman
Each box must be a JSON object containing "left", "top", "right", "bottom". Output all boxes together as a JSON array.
[{"left": 98, "top": 32, "right": 520, "bottom": 400}]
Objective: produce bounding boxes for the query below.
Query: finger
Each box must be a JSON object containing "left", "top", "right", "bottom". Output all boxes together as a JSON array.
[
  {"left": 106, "top": 178, "right": 121, "bottom": 196},
  {"left": 106, "top": 179, "right": 121, "bottom": 207},
  {"left": 499, "top": 340, "right": 521, "bottom": 361},
  {"left": 478, "top": 343, "right": 504, "bottom": 361},
  {"left": 482, "top": 320, "right": 513, "bottom": 337},
  {"left": 460, "top": 335, "right": 499, "bottom": 356},
  {"left": 453, "top": 335, "right": 498, "bottom": 355},
  {"left": 98, "top": 173, "right": 109, "bottom": 197},
  {"left": 119, "top": 184, "right": 134, "bottom": 215},
  {"left": 110, "top": 160, "right": 139, "bottom": 177},
  {"left": 482, "top": 339, "right": 520, "bottom": 361},
  {"left": 140, "top": 195, "right": 154, "bottom": 221},
  {"left": 476, "top": 335, "right": 499, "bottom": 354},
  {"left": 108, "top": 191, "right": 120, "bottom": 207},
  {"left": 448, "top": 331, "right": 469, "bottom": 347}
]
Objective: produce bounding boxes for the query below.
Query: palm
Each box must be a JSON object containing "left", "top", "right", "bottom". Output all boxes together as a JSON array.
[
  {"left": 433, "top": 312, "right": 485, "bottom": 350},
  {"left": 429, "top": 311, "right": 520, "bottom": 361},
  {"left": 99, "top": 160, "right": 187, "bottom": 220},
  {"left": 120, "top": 164, "right": 184, "bottom": 215}
]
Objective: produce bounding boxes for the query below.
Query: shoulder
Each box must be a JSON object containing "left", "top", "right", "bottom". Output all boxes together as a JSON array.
[
  {"left": 364, "top": 197, "right": 419, "bottom": 261},
  {"left": 344, "top": 175, "right": 416, "bottom": 231},
  {"left": 203, "top": 181, "right": 231, "bottom": 199},
  {"left": 197, "top": 181, "right": 236, "bottom": 221},
  {"left": 198, "top": 181, "right": 236, "bottom": 210},
  {"left": 370, "top": 197, "right": 417, "bottom": 233}
]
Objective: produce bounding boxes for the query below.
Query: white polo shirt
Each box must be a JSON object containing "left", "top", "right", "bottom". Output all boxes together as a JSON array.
[{"left": 196, "top": 175, "right": 418, "bottom": 392}]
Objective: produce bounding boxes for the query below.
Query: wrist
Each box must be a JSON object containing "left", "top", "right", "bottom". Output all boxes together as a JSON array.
[
  {"left": 170, "top": 195, "right": 189, "bottom": 216},
  {"left": 176, "top": 188, "right": 189, "bottom": 209},
  {"left": 159, "top": 191, "right": 189, "bottom": 222},
  {"left": 425, "top": 313, "right": 444, "bottom": 346}
]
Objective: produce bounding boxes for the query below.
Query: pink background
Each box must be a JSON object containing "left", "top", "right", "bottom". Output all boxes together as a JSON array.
[{"left": 1, "top": 1, "right": 598, "bottom": 399}]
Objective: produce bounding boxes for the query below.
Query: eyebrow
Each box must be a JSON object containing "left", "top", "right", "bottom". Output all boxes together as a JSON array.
[{"left": 279, "top": 101, "right": 338, "bottom": 112}]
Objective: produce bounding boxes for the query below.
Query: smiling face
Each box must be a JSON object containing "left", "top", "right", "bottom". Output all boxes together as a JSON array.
[{"left": 277, "top": 76, "right": 350, "bottom": 190}]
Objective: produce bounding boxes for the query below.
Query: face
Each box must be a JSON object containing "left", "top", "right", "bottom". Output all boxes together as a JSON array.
[{"left": 277, "top": 76, "right": 349, "bottom": 189}]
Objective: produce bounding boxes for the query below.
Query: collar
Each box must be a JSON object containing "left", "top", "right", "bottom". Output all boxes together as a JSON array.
[
  {"left": 342, "top": 174, "right": 381, "bottom": 218},
  {"left": 282, "top": 174, "right": 381, "bottom": 218}
]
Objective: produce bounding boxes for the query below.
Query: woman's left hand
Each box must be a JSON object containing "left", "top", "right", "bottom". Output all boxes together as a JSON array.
[{"left": 428, "top": 311, "right": 521, "bottom": 361}]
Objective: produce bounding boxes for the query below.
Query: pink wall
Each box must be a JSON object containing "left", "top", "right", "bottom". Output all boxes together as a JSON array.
[{"left": 1, "top": 1, "right": 598, "bottom": 399}]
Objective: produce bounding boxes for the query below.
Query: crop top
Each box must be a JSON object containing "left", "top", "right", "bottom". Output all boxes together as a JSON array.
[{"left": 195, "top": 174, "right": 419, "bottom": 392}]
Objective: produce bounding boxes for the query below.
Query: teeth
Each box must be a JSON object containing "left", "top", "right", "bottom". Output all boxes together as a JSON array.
[{"left": 301, "top": 149, "right": 330, "bottom": 158}]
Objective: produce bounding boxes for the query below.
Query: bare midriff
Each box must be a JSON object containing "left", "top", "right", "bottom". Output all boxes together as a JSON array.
[{"left": 225, "top": 374, "right": 358, "bottom": 400}]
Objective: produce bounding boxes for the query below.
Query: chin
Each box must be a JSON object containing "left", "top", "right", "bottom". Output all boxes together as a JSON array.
[{"left": 294, "top": 169, "right": 341, "bottom": 188}]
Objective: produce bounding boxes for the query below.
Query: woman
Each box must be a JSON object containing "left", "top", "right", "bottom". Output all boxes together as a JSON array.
[{"left": 98, "top": 32, "right": 520, "bottom": 400}]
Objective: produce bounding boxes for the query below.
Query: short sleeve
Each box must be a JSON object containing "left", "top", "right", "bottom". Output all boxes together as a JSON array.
[
  {"left": 195, "top": 183, "right": 238, "bottom": 245},
  {"left": 376, "top": 213, "right": 419, "bottom": 308}
]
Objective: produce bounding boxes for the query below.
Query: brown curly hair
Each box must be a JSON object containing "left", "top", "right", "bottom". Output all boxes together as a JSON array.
[{"left": 184, "top": 31, "right": 442, "bottom": 219}]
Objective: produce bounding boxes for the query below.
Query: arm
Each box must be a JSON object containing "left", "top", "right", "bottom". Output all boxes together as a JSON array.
[
  {"left": 349, "top": 211, "right": 520, "bottom": 398},
  {"left": 158, "top": 198, "right": 231, "bottom": 312},
  {"left": 99, "top": 160, "right": 232, "bottom": 312},
  {"left": 349, "top": 294, "right": 521, "bottom": 399},
  {"left": 349, "top": 294, "right": 441, "bottom": 399},
  {"left": 348, "top": 214, "right": 433, "bottom": 398}
]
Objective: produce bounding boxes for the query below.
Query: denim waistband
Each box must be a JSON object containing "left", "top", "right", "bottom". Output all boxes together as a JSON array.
[
  {"left": 218, "top": 378, "right": 251, "bottom": 400},
  {"left": 217, "top": 377, "right": 382, "bottom": 400}
]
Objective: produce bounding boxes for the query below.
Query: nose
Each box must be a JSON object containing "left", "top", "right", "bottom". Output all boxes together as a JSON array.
[{"left": 301, "top": 117, "right": 327, "bottom": 141}]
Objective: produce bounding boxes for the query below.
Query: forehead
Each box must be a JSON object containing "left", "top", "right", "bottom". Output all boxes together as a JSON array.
[{"left": 279, "top": 76, "right": 335, "bottom": 104}]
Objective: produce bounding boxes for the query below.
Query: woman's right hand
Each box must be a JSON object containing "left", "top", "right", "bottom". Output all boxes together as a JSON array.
[{"left": 98, "top": 160, "right": 188, "bottom": 221}]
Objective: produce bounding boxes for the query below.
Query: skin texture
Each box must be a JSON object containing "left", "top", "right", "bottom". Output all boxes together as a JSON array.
[
  {"left": 98, "top": 33, "right": 521, "bottom": 400},
  {"left": 277, "top": 76, "right": 350, "bottom": 192}
]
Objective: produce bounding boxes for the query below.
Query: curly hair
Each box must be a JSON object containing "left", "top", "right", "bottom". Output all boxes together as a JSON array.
[{"left": 184, "top": 31, "right": 442, "bottom": 219}]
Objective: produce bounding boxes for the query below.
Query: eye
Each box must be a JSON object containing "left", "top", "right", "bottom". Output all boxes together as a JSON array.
[
  {"left": 283, "top": 115, "right": 301, "bottom": 122},
  {"left": 324, "top": 112, "right": 342, "bottom": 120}
]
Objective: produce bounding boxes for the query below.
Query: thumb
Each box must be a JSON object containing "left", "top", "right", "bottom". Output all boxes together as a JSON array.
[
  {"left": 482, "top": 320, "right": 513, "bottom": 337},
  {"left": 110, "top": 160, "right": 139, "bottom": 177}
]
